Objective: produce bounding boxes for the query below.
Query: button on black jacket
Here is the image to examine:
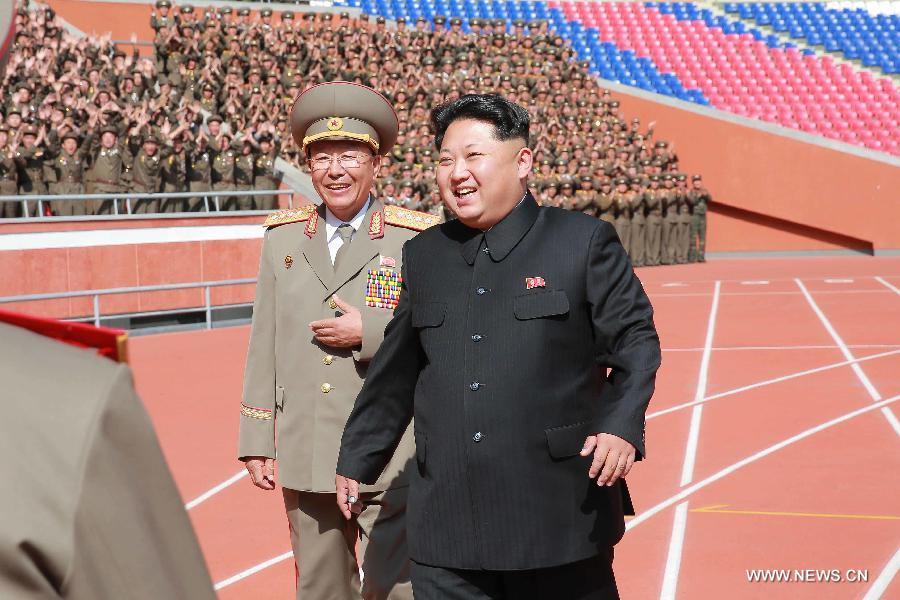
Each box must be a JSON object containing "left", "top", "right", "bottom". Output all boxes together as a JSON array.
[{"left": 337, "top": 193, "right": 661, "bottom": 571}]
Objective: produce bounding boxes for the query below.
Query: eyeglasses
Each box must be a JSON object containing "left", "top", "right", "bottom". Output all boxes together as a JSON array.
[{"left": 307, "top": 153, "right": 374, "bottom": 171}]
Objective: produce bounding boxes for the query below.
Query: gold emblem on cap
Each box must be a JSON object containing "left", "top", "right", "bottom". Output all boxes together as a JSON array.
[
  {"left": 284, "top": 255, "right": 293, "bottom": 269},
  {"left": 326, "top": 117, "right": 344, "bottom": 131},
  {"left": 321, "top": 383, "right": 333, "bottom": 393},
  {"left": 323, "top": 355, "right": 334, "bottom": 365}
]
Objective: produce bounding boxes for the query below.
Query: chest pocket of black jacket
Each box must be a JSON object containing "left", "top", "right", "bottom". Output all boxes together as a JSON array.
[
  {"left": 514, "top": 290, "right": 570, "bottom": 320},
  {"left": 412, "top": 302, "right": 447, "bottom": 355}
]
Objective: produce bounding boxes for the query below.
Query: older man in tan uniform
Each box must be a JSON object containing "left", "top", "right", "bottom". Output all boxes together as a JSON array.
[
  {"left": 239, "top": 82, "right": 438, "bottom": 600},
  {"left": 0, "top": 311, "right": 214, "bottom": 599}
]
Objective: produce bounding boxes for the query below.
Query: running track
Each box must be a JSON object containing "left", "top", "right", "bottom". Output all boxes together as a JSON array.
[{"left": 129, "top": 256, "right": 900, "bottom": 599}]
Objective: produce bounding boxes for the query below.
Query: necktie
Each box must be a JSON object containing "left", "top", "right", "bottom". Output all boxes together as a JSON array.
[{"left": 333, "top": 222, "right": 354, "bottom": 270}]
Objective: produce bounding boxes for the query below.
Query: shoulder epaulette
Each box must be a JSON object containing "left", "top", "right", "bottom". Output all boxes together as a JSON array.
[
  {"left": 383, "top": 205, "right": 441, "bottom": 232},
  {"left": 263, "top": 204, "right": 317, "bottom": 228}
]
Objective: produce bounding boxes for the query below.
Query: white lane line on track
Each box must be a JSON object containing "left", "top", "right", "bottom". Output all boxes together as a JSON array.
[
  {"left": 875, "top": 276, "right": 900, "bottom": 295},
  {"left": 863, "top": 546, "right": 900, "bottom": 600},
  {"left": 663, "top": 344, "right": 900, "bottom": 352},
  {"left": 214, "top": 551, "right": 294, "bottom": 590},
  {"left": 627, "top": 394, "right": 900, "bottom": 532},
  {"left": 661, "top": 282, "right": 688, "bottom": 287},
  {"left": 796, "top": 279, "right": 900, "bottom": 437},
  {"left": 660, "top": 280, "right": 720, "bottom": 599},
  {"left": 740, "top": 280, "right": 769, "bottom": 285},
  {"left": 185, "top": 469, "right": 247, "bottom": 510},
  {"left": 651, "top": 289, "right": 891, "bottom": 298},
  {"left": 647, "top": 349, "right": 900, "bottom": 421}
]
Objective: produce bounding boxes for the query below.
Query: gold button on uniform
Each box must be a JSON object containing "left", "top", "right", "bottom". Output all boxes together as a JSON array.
[
  {"left": 323, "top": 355, "right": 334, "bottom": 365},
  {"left": 321, "top": 383, "right": 333, "bottom": 393},
  {"left": 329, "top": 298, "right": 338, "bottom": 309}
]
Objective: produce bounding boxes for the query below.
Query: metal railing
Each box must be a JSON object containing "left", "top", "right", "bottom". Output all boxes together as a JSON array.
[
  {"left": 0, "top": 189, "right": 295, "bottom": 220},
  {"left": 0, "top": 278, "right": 257, "bottom": 330}
]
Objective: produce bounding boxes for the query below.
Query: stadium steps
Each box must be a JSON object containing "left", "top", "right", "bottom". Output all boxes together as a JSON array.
[{"left": 707, "top": 2, "right": 898, "bottom": 82}]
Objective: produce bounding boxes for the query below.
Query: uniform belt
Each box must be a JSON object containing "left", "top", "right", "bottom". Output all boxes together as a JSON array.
[{"left": 94, "top": 178, "right": 119, "bottom": 186}]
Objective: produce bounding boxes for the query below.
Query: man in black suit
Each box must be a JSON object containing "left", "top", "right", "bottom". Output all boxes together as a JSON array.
[{"left": 335, "top": 95, "right": 661, "bottom": 599}]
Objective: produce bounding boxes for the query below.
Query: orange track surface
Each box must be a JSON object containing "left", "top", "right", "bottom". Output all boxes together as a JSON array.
[{"left": 129, "top": 257, "right": 900, "bottom": 599}]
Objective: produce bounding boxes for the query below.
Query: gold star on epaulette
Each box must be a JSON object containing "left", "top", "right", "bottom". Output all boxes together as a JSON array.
[
  {"left": 383, "top": 205, "right": 441, "bottom": 232},
  {"left": 263, "top": 204, "right": 317, "bottom": 228}
]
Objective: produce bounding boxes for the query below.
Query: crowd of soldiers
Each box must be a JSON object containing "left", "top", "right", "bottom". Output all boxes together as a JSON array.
[{"left": 0, "top": 1, "right": 709, "bottom": 262}]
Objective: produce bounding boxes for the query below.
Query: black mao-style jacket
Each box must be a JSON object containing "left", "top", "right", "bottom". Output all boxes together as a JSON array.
[{"left": 338, "top": 192, "right": 661, "bottom": 570}]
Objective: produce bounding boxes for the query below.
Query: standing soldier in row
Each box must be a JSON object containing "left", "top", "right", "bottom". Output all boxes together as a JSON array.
[
  {"left": 629, "top": 176, "right": 646, "bottom": 268},
  {"left": 46, "top": 131, "right": 87, "bottom": 216},
  {"left": 675, "top": 174, "right": 692, "bottom": 264},
  {"left": 188, "top": 133, "right": 213, "bottom": 211},
  {"left": 211, "top": 134, "right": 236, "bottom": 210},
  {"left": 15, "top": 125, "right": 48, "bottom": 215},
  {"left": 689, "top": 174, "right": 710, "bottom": 262},
  {"left": 612, "top": 177, "right": 631, "bottom": 255},
  {"left": 254, "top": 133, "right": 281, "bottom": 210},
  {"left": 0, "top": 126, "right": 18, "bottom": 218},
  {"left": 660, "top": 174, "right": 678, "bottom": 265},
  {"left": 233, "top": 138, "right": 255, "bottom": 210},
  {"left": 130, "top": 133, "right": 164, "bottom": 214},
  {"left": 573, "top": 175, "right": 596, "bottom": 216},
  {"left": 644, "top": 174, "right": 663, "bottom": 266},
  {"left": 595, "top": 178, "right": 615, "bottom": 224},
  {"left": 161, "top": 134, "right": 189, "bottom": 212},
  {"left": 87, "top": 125, "right": 130, "bottom": 215}
]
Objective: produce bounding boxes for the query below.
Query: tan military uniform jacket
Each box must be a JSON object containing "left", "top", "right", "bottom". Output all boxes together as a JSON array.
[
  {"left": 0, "top": 323, "right": 214, "bottom": 599},
  {"left": 239, "top": 198, "right": 439, "bottom": 493}
]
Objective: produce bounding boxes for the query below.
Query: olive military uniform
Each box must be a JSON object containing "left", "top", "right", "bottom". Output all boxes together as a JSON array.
[{"left": 0, "top": 317, "right": 215, "bottom": 599}]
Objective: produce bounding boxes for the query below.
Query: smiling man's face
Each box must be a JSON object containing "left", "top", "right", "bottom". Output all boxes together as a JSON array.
[
  {"left": 436, "top": 119, "right": 532, "bottom": 231},
  {"left": 308, "top": 139, "right": 380, "bottom": 222}
]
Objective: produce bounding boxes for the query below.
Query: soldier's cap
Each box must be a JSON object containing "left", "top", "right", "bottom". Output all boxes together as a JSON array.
[
  {"left": 663, "top": 173, "right": 673, "bottom": 180},
  {"left": 578, "top": 159, "right": 590, "bottom": 167},
  {"left": 321, "top": 12, "right": 334, "bottom": 20},
  {"left": 655, "top": 140, "right": 668, "bottom": 148},
  {"left": 155, "top": 0, "right": 170, "bottom": 7},
  {"left": 650, "top": 174, "right": 660, "bottom": 182},
  {"left": 692, "top": 174, "right": 702, "bottom": 181},
  {"left": 144, "top": 133, "right": 160, "bottom": 145},
  {"left": 396, "top": 16, "right": 406, "bottom": 23},
  {"left": 580, "top": 175, "right": 592, "bottom": 183},
  {"left": 207, "top": 114, "right": 224, "bottom": 124},
  {"left": 291, "top": 81, "right": 398, "bottom": 155},
  {"left": 615, "top": 177, "right": 628, "bottom": 185},
  {"left": 376, "top": 16, "right": 385, "bottom": 23},
  {"left": 21, "top": 124, "right": 38, "bottom": 137},
  {"left": 202, "top": 82, "right": 215, "bottom": 91},
  {"left": 513, "top": 19, "right": 526, "bottom": 26},
  {"left": 282, "top": 11, "right": 294, "bottom": 20},
  {"left": 601, "top": 178, "right": 612, "bottom": 186},
  {"left": 340, "top": 11, "right": 350, "bottom": 18},
  {"left": 434, "top": 15, "right": 446, "bottom": 24},
  {"left": 100, "top": 124, "right": 119, "bottom": 136},
  {"left": 560, "top": 181, "right": 573, "bottom": 189},
  {"left": 359, "top": 12, "right": 370, "bottom": 20},
  {"left": 400, "top": 179, "right": 414, "bottom": 188},
  {"left": 677, "top": 174, "right": 687, "bottom": 181},
  {"left": 238, "top": 8, "right": 250, "bottom": 16},
  {"left": 450, "top": 17, "right": 462, "bottom": 25},
  {"left": 630, "top": 177, "right": 641, "bottom": 184},
  {"left": 261, "top": 8, "right": 272, "bottom": 16},
  {"left": 180, "top": 5, "right": 193, "bottom": 14},
  {"left": 469, "top": 18, "right": 481, "bottom": 26}
]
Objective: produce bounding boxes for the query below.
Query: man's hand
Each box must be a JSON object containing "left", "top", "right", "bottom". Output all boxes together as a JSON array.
[
  {"left": 244, "top": 457, "right": 276, "bottom": 490},
  {"left": 335, "top": 474, "right": 363, "bottom": 519},
  {"left": 309, "top": 295, "right": 362, "bottom": 348},
  {"left": 580, "top": 433, "right": 636, "bottom": 486}
]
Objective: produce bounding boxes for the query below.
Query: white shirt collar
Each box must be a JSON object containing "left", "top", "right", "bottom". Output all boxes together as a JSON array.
[{"left": 324, "top": 197, "right": 371, "bottom": 242}]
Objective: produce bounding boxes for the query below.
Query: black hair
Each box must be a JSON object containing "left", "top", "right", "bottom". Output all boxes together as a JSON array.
[{"left": 430, "top": 94, "right": 530, "bottom": 150}]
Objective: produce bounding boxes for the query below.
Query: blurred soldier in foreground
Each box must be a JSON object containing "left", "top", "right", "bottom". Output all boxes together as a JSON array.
[{"left": 0, "top": 310, "right": 215, "bottom": 599}]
